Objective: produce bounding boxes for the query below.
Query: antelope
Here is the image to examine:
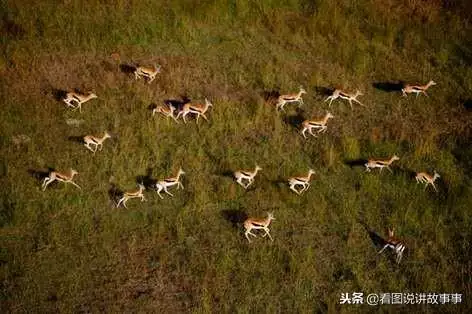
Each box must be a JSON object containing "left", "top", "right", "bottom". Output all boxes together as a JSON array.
[
  {"left": 116, "top": 184, "right": 146, "bottom": 208},
  {"left": 365, "top": 155, "right": 400, "bottom": 173},
  {"left": 300, "top": 112, "right": 334, "bottom": 138},
  {"left": 402, "top": 80, "right": 436, "bottom": 97},
  {"left": 42, "top": 169, "right": 81, "bottom": 191},
  {"left": 176, "top": 98, "right": 213, "bottom": 123},
  {"left": 324, "top": 89, "right": 364, "bottom": 109},
  {"left": 244, "top": 212, "right": 275, "bottom": 243},
  {"left": 234, "top": 165, "right": 262, "bottom": 189},
  {"left": 134, "top": 64, "right": 161, "bottom": 83},
  {"left": 378, "top": 228, "right": 406, "bottom": 264},
  {"left": 276, "top": 87, "right": 306, "bottom": 111},
  {"left": 155, "top": 168, "right": 185, "bottom": 199},
  {"left": 288, "top": 169, "right": 316, "bottom": 195},
  {"left": 152, "top": 103, "right": 179, "bottom": 123},
  {"left": 415, "top": 171, "right": 440, "bottom": 192},
  {"left": 83, "top": 131, "right": 111, "bottom": 153},
  {"left": 63, "top": 91, "right": 98, "bottom": 112}
]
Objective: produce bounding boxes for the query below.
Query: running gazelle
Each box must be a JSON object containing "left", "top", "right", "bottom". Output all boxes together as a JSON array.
[
  {"left": 243, "top": 212, "right": 275, "bottom": 243},
  {"left": 378, "top": 228, "right": 406, "bottom": 264}
]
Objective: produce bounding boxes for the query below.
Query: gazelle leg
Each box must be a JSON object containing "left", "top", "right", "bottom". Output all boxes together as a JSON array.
[
  {"left": 68, "top": 181, "right": 81, "bottom": 189},
  {"left": 378, "top": 244, "right": 388, "bottom": 254},
  {"left": 164, "top": 187, "right": 174, "bottom": 197},
  {"left": 264, "top": 228, "right": 273, "bottom": 241}
]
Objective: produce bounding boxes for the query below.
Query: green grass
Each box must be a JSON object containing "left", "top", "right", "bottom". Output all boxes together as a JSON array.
[{"left": 1, "top": 0, "right": 472, "bottom": 312}]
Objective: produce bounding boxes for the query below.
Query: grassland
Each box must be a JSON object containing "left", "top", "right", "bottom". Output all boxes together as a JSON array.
[{"left": 1, "top": 0, "right": 472, "bottom": 312}]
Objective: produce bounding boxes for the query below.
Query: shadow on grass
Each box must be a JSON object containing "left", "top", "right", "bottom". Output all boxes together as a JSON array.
[
  {"left": 358, "top": 220, "right": 388, "bottom": 250},
  {"left": 313, "top": 86, "right": 334, "bottom": 97},
  {"left": 397, "top": 166, "right": 417, "bottom": 179},
  {"left": 27, "top": 168, "right": 53, "bottom": 183},
  {"left": 463, "top": 99, "right": 472, "bottom": 111},
  {"left": 2, "top": 17, "right": 26, "bottom": 39},
  {"left": 262, "top": 89, "right": 280, "bottom": 107},
  {"left": 372, "top": 81, "right": 404, "bottom": 93},
  {"left": 282, "top": 107, "right": 305, "bottom": 129},
  {"left": 68, "top": 135, "right": 85, "bottom": 145},
  {"left": 269, "top": 178, "right": 287, "bottom": 190},
  {"left": 221, "top": 209, "right": 248, "bottom": 229},
  {"left": 219, "top": 170, "right": 235, "bottom": 179},
  {"left": 52, "top": 88, "right": 68, "bottom": 102},
  {"left": 108, "top": 183, "right": 124, "bottom": 207},
  {"left": 343, "top": 158, "right": 368, "bottom": 169},
  {"left": 136, "top": 168, "right": 157, "bottom": 190},
  {"left": 164, "top": 96, "right": 191, "bottom": 112},
  {"left": 119, "top": 63, "right": 136, "bottom": 75}
]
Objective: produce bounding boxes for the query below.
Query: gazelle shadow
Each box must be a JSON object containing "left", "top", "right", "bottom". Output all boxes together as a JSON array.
[
  {"left": 372, "top": 81, "right": 404, "bottom": 93},
  {"left": 282, "top": 107, "right": 305, "bottom": 129},
  {"left": 269, "top": 178, "right": 287, "bottom": 190},
  {"left": 358, "top": 219, "right": 388, "bottom": 250},
  {"left": 136, "top": 168, "right": 157, "bottom": 190},
  {"left": 68, "top": 135, "right": 85, "bottom": 145},
  {"left": 164, "top": 96, "right": 191, "bottom": 112},
  {"left": 119, "top": 63, "right": 136, "bottom": 75},
  {"left": 463, "top": 99, "right": 472, "bottom": 111},
  {"left": 221, "top": 209, "right": 248, "bottom": 229},
  {"left": 108, "top": 183, "right": 124, "bottom": 206},
  {"left": 28, "top": 168, "right": 54, "bottom": 183},
  {"left": 344, "top": 158, "right": 368, "bottom": 169},
  {"left": 52, "top": 88, "right": 68, "bottom": 102},
  {"left": 313, "top": 86, "right": 334, "bottom": 97},
  {"left": 220, "top": 170, "right": 235, "bottom": 179},
  {"left": 262, "top": 90, "right": 280, "bottom": 106}
]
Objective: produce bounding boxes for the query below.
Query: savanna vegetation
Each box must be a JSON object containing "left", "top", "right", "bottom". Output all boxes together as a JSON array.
[{"left": 1, "top": 0, "right": 471, "bottom": 312}]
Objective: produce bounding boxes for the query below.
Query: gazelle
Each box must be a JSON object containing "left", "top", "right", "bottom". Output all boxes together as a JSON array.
[
  {"left": 378, "top": 228, "right": 406, "bottom": 264},
  {"left": 155, "top": 168, "right": 185, "bottom": 199},
  {"left": 365, "top": 155, "right": 400, "bottom": 173},
  {"left": 301, "top": 112, "right": 334, "bottom": 138},
  {"left": 244, "top": 212, "right": 275, "bottom": 243},
  {"left": 276, "top": 87, "right": 306, "bottom": 111},
  {"left": 116, "top": 184, "right": 146, "bottom": 208},
  {"left": 415, "top": 171, "right": 440, "bottom": 192},
  {"left": 152, "top": 103, "right": 179, "bottom": 123},
  {"left": 234, "top": 165, "right": 262, "bottom": 189},
  {"left": 134, "top": 64, "right": 161, "bottom": 83},
  {"left": 288, "top": 169, "right": 316, "bottom": 195},
  {"left": 42, "top": 169, "right": 81, "bottom": 191},
  {"left": 176, "top": 98, "right": 213, "bottom": 123},
  {"left": 63, "top": 91, "right": 98, "bottom": 112},
  {"left": 83, "top": 131, "right": 111, "bottom": 153},
  {"left": 325, "top": 89, "right": 364, "bottom": 109},
  {"left": 402, "top": 80, "right": 436, "bottom": 97}
]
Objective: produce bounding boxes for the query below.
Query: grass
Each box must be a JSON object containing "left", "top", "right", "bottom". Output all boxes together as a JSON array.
[{"left": 1, "top": 0, "right": 472, "bottom": 312}]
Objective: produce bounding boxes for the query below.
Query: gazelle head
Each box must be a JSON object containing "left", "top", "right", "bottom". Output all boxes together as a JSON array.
[
  {"left": 433, "top": 171, "right": 440, "bottom": 180},
  {"left": 255, "top": 165, "right": 262, "bottom": 171},
  {"left": 205, "top": 98, "right": 213, "bottom": 107},
  {"left": 156, "top": 64, "right": 162, "bottom": 73},
  {"left": 308, "top": 169, "right": 316, "bottom": 175},
  {"left": 355, "top": 90, "right": 363, "bottom": 97},
  {"left": 70, "top": 169, "right": 79, "bottom": 176},
  {"left": 178, "top": 168, "right": 185, "bottom": 176},
  {"left": 137, "top": 183, "right": 145, "bottom": 191},
  {"left": 326, "top": 111, "right": 334, "bottom": 119},
  {"left": 104, "top": 131, "right": 112, "bottom": 139},
  {"left": 428, "top": 80, "right": 437, "bottom": 87},
  {"left": 299, "top": 87, "right": 307, "bottom": 95},
  {"left": 89, "top": 93, "right": 98, "bottom": 99},
  {"left": 388, "top": 227, "right": 395, "bottom": 238},
  {"left": 267, "top": 212, "right": 275, "bottom": 221},
  {"left": 392, "top": 155, "right": 400, "bottom": 162}
]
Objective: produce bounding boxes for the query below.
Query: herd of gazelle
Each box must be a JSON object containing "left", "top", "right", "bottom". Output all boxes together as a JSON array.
[{"left": 49, "top": 68, "right": 439, "bottom": 262}]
